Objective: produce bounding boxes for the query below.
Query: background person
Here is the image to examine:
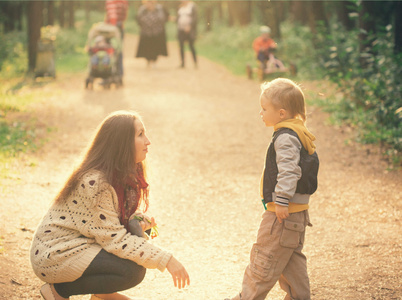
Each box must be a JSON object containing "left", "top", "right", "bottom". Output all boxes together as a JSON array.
[
  {"left": 252, "top": 26, "right": 288, "bottom": 79},
  {"left": 252, "top": 25, "right": 276, "bottom": 69},
  {"left": 136, "top": 0, "right": 169, "bottom": 68},
  {"left": 105, "top": 0, "right": 128, "bottom": 76},
  {"left": 177, "top": 0, "right": 197, "bottom": 68},
  {"left": 30, "top": 111, "right": 190, "bottom": 300}
]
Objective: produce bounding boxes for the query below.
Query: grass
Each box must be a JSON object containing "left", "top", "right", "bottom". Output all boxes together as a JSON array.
[
  {"left": 196, "top": 21, "right": 322, "bottom": 80},
  {"left": 197, "top": 23, "right": 264, "bottom": 76},
  {"left": 0, "top": 9, "right": 110, "bottom": 169}
]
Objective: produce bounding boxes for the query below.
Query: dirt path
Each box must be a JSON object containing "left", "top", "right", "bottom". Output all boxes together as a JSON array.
[{"left": 0, "top": 34, "right": 401, "bottom": 300}]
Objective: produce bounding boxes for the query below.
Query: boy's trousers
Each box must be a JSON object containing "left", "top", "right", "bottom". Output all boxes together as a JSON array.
[{"left": 234, "top": 210, "right": 311, "bottom": 300}]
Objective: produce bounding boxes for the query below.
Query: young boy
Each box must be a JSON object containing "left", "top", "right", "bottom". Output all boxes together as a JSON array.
[
  {"left": 227, "top": 78, "right": 319, "bottom": 300},
  {"left": 251, "top": 26, "right": 288, "bottom": 79},
  {"left": 252, "top": 26, "right": 277, "bottom": 69}
]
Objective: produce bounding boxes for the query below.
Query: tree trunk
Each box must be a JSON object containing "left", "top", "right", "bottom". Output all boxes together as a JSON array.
[
  {"left": 68, "top": 1, "right": 74, "bottom": 29},
  {"left": 227, "top": 1, "right": 234, "bottom": 27},
  {"left": 85, "top": 1, "right": 91, "bottom": 22},
  {"left": 47, "top": 0, "right": 55, "bottom": 26},
  {"left": 27, "top": 1, "right": 43, "bottom": 74},
  {"left": 204, "top": 2, "right": 214, "bottom": 31},
  {"left": 256, "top": 1, "right": 281, "bottom": 39},
  {"left": 337, "top": 1, "right": 356, "bottom": 30},
  {"left": 2, "top": 1, "right": 23, "bottom": 33},
  {"left": 59, "top": 1, "right": 65, "bottom": 28},
  {"left": 291, "top": 1, "right": 309, "bottom": 25},
  {"left": 227, "top": 1, "right": 251, "bottom": 26},
  {"left": 395, "top": 1, "right": 402, "bottom": 54},
  {"left": 4, "top": 2, "right": 15, "bottom": 32},
  {"left": 17, "top": 2, "right": 23, "bottom": 30},
  {"left": 309, "top": 0, "right": 329, "bottom": 33}
]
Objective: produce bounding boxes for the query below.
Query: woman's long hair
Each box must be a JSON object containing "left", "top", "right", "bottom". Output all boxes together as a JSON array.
[{"left": 54, "top": 111, "right": 148, "bottom": 205}]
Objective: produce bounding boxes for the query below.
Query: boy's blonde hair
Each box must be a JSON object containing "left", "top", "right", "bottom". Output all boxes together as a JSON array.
[{"left": 261, "top": 78, "right": 306, "bottom": 122}]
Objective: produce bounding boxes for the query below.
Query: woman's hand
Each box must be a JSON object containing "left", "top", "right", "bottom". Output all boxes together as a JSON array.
[
  {"left": 132, "top": 213, "right": 156, "bottom": 232},
  {"left": 139, "top": 215, "right": 156, "bottom": 232},
  {"left": 166, "top": 256, "right": 190, "bottom": 289}
]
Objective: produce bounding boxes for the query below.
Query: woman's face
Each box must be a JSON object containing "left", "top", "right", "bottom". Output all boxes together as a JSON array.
[{"left": 134, "top": 119, "right": 151, "bottom": 163}]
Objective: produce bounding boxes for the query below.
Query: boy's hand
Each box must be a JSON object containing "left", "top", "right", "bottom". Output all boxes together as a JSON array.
[{"left": 275, "top": 205, "right": 289, "bottom": 223}]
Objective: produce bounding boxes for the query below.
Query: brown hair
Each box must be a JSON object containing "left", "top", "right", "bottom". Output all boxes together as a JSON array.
[
  {"left": 54, "top": 111, "right": 148, "bottom": 204},
  {"left": 261, "top": 78, "right": 306, "bottom": 122}
]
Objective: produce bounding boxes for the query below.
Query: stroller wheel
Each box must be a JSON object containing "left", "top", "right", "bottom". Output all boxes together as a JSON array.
[
  {"left": 103, "top": 79, "right": 111, "bottom": 89},
  {"left": 113, "top": 76, "right": 120, "bottom": 88},
  {"left": 257, "top": 67, "right": 264, "bottom": 82},
  {"left": 289, "top": 63, "right": 297, "bottom": 76}
]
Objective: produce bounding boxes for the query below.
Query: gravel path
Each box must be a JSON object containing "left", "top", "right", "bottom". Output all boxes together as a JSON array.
[{"left": 0, "top": 34, "right": 400, "bottom": 300}]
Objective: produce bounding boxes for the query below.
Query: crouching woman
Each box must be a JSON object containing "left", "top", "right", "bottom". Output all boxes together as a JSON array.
[{"left": 30, "top": 111, "right": 190, "bottom": 300}]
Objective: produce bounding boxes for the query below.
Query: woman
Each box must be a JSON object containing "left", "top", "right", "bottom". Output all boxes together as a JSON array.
[
  {"left": 136, "top": 0, "right": 169, "bottom": 67},
  {"left": 30, "top": 111, "right": 190, "bottom": 300},
  {"left": 177, "top": 0, "right": 197, "bottom": 68}
]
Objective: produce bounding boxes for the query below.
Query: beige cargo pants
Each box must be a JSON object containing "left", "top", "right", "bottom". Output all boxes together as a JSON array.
[{"left": 232, "top": 210, "right": 311, "bottom": 300}]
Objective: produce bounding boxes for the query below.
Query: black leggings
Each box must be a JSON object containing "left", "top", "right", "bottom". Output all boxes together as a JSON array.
[
  {"left": 54, "top": 250, "right": 146, "bottom": 297},
  {"left": 178, "top": 30, "right": 197, "bottom": 67},
  {"left": 54, "top": 220, "right": 146, "bottom": 297}
]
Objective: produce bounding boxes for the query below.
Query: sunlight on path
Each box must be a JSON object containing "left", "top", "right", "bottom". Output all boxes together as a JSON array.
[{"left": 1, "top": 34, "right": 400, "bottom": 300}]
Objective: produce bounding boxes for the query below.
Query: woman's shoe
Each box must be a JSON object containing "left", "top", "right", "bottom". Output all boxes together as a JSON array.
[
  {"left": 40, "top": 283, "right": 69, "bottom": 300},
  {"left": 40, "top": 284, "right": 53, "bottom": 300}
]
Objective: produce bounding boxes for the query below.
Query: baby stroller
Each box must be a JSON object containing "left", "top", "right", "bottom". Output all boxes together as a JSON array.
[{"left": 85, "top": 22, "right": 123, "bottom": 89}]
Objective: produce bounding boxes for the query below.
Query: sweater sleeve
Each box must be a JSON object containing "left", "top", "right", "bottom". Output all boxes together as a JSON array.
[
  {"left": 78, "top": 174, "right": 172, "bottom": 272},
  {"left": 274, "top": 133, "right": 302, "bottom": 206}
]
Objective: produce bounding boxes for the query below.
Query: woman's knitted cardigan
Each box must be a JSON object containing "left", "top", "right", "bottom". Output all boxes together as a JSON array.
[{"left": 30, "top": 169, "right": 172, "bottom": 283}]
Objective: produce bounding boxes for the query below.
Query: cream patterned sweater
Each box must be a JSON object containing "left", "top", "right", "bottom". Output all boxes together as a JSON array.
[{"left": 30, "top": 170, "right": 172, "bottom": 283}]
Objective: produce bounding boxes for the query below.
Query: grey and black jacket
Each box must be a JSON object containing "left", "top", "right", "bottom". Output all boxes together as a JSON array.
[{"left": 262, "top": 128, "right": 319, "bottom": 207}]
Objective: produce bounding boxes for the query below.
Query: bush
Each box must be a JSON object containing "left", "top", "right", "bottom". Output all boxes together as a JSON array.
[
  {"left": 0, "top": 119, "right": 38, "bottom": 157},
  {"left": 315, "top": 18, "right": 402, "bottom": 157},
  {"left": 0, "top": 31, "right": 27, "bottom": 78}
]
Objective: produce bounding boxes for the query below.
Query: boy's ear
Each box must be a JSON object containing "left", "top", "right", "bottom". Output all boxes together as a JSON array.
[{"left": 279, "top": 109, "right": 287, "bottom": 118}]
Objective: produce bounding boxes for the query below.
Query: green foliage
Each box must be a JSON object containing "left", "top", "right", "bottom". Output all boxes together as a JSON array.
[
  {"left": 0, "top": 80, "right": 51, "bottom": 160},
  {"left": 197, "top": 21, "right": 321, "bottom": 79},
  {"left": 0, "top": 31, "right": 27, "bottom": 78},
  {"left": 197, "top": 18, "right": 401, "bottom": 164},
  {"left": 54, "top": 27, "right": 88, "bottom": 73},
  {"left": 315, "top": 17, "right": 402, "bottom": 157},
  {"left": 280, "top": 21, "right": 323, "bottom": 79},
  {"left": 0, "top": 119, "right": 38, "bottom": 157},
  {"left": 198, "top": 22, "right": 300, "bottom": 76},
  {"left": 197, "top": 23, "right": 257, "bottom": 75}
]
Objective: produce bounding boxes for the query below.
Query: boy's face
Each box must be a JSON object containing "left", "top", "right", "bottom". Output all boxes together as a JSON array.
[
  {"left": 261, "top": 33, "right": 270, "bottom": 40},
  {"left": 259, "top": 95, "right": 288, "bottom": 127}
]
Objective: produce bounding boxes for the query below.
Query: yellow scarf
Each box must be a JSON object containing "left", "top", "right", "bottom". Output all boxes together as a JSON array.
[{"left": 274, "top": 119, "right": 316, "bottom": 155}]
